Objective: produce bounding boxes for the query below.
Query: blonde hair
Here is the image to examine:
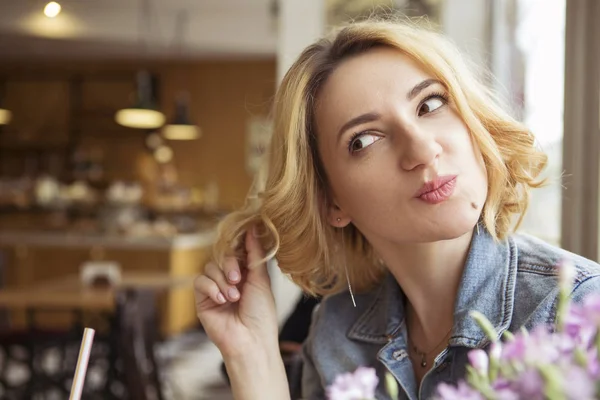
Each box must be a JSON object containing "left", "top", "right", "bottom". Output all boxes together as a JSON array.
[{"left": 212, "top": 18, "right": 547, "bottom": 296}]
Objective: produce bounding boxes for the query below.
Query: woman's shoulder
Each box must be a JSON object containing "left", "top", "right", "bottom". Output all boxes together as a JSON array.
[
  {"left": 511, "top": 232, "right": 600, "bottom": 283},
  {"left": 311, "top": 285, "right": 384, "bottom": 337},
  {"left": 305, "top": 277, "right": 394, "bottom": 353},
  {"left": 509, "top": 232, "right": 600, "bottom": 329},
  {"left": 301, "top": 285, "right": 389, "bottom": 399}
]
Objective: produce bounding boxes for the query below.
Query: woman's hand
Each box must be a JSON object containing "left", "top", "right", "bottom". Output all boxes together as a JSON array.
[
  {"left": 194, "top": 227, "right": 279, "bottom": 358},
  {"left": 194, "top": 227, "right": 290, "bottom": 399}
]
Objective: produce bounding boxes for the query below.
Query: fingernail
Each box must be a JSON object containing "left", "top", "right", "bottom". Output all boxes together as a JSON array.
[
  {"left": 228, "top": 271, "right": 240, "bottom": 282},
  {"left": 228, "top": 288, "right": 240, "bottom": 300},
  {"left": 216, "top": 293, "right": 226, "bottom": 304}
]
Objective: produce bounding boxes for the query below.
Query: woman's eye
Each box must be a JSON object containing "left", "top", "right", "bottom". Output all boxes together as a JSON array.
[
  {"left": 349, "top": 133, "right": 381, "bottom": 153},
  {"left": 418, "top": 96, "right": 446, "bottom": 116}
]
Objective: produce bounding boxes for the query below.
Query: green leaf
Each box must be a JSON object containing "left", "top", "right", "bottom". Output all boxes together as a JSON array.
[
  {"left": 385, "top": 372, "right": 399, "bottom": 399},
  {"left": 574, "top": 347, "right": 588, "bottom": 367},
  {"left": 465, "top": 366, "right": 496, "bottom": 400},
  {"left": 555, "top": 291, "right": 570, "bottom": 332},
  {"left": 502, "top": 330, "right": 515, "bottom": 341},
  {"left": 538, "top": 364, "right": 566, "bottom": 400},
  {"left": 469, "top": 311, "right": 499, "bottom": 342}
]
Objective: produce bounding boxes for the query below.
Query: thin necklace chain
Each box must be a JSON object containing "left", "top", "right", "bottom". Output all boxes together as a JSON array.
[{"left": 409, "top": 326, "right": 453, "bottom": 368}]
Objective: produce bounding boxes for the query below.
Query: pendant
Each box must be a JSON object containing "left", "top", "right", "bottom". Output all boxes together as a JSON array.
[{"left": 420, "top": 356, "right": 427, "bottom": 368}]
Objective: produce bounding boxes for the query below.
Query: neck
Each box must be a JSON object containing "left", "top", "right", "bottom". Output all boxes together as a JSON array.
[{"left": 374, "top": 229, "right": 474, "bottom": 343}]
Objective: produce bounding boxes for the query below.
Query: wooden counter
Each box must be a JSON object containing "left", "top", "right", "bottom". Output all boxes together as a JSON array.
[{"left": 0, "top": 229, "right": 214, "bottom": 336}]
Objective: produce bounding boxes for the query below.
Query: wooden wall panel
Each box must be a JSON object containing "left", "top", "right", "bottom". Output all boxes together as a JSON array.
[
  {"left": 0, "top": 58, "right": 276, "bottom": 210},
  {"left": 160, "top": 61, "right": 275, "bottom": 209},
  {"left": 1, "top": 80, "right": 70, "bottom": 146}
]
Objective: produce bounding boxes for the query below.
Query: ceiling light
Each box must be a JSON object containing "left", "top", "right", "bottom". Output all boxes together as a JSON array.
[
  {"left": 0, "top": 109, "right": 11, "bottom": 125},
  {"left": 0, "top": 84, "right": 10, "bottom": 125},
  {"left": 115, "top": 109, "right": 165, "bottom": 130},
  {"left": 163, "top": 93, "right": 201, "bottom": 140},
  {"left": 44, "top": 2, "right": 62, "bottom": 18},
  {"left": 115, "top": 71, "right": 166, "bottom": 129}
]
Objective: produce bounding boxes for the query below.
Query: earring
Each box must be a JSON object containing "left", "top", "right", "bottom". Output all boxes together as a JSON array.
[
  {"left": 340, "top": 228, "right": 357, "bottom": 308},
  {"left": 336, "top": 217, "right": 341, "bottom": 223}
]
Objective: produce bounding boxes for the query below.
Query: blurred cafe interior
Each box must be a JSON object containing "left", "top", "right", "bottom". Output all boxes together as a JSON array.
[{"left": 0, "top": 0, "right": 598, "bottom": 399}]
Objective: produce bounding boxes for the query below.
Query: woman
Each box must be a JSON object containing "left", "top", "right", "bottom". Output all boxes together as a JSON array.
[{"left": 194, "top": 19, "right": 600, "bottom": 400}]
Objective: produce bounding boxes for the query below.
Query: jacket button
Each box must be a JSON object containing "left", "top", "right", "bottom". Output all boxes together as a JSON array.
[{"left": 392, "top": 349, "right": 408, "bottom": 361}]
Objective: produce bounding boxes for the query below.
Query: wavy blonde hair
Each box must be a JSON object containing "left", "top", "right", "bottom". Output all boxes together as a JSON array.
[{"left": 212, "top": 18, "right": 547, "bottom": 296}]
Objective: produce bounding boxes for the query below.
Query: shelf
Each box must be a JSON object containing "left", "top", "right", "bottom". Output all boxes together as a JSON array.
[
  {"left": 0, "top": 204, "right": 214, "bottom": 217},
  {"left": 0, "top": 143, "right": 69, "bottom": 152}
]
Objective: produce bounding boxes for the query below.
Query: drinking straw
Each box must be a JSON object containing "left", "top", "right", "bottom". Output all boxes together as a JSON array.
[{"left": 69, "top": 328, "right": 95, "bottom": 400}]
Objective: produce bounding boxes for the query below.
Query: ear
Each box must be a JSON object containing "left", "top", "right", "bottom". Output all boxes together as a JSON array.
[{"left": 327, "top": 203, "right": 351, "bottom": 228}]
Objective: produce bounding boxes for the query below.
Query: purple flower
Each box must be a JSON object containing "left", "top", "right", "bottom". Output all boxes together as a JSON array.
[
  {"left": 501, "top": 333, "right": 527, "bottom": 361},
  {"left": 582, "top": 294, "right": 600, "bottom": 326},
  {"left": 562, "top": 367, "right": 596, "bottom": 400},
  {"left": 468, "top": 349, "right": 489, "bottom": 375},
  {"left": 494, "top": 388, "right": 520, "bottom": 400},
  {"left": 510, "top": 369, "right": 545, "bottom": 400},
  {"left": 489, "top": 341, "right": 502, "bottom": 361},
  {"left": 502, "top": 327, "right": 563, "bottom": 365},
  {"left": 586, "top": 349, "right": 600, "bottom": 378},
  {"left": 326, "top": 367, "right": 378, "bottom": 400},
  {"left": 491, "top": 379, "right": 519, "bottom": 400},
  {"left": 436, "top": 381, "right": 484, "bottom": 400},
  {"left": 564, "top": 304, "right": 596, "bottom": 348},
  {"left": 435, "top": 285, "right": 600, "bottom": 400}
]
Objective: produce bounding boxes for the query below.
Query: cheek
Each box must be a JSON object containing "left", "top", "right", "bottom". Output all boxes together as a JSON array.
[
  {"left": 464, "top": 138, "right": 489, "bottom": 201},
  {"left": 447, "top": 127, "right": 485, "bottom": 170},
  {"left": 327, "top": 163, "right": 393, "bottom": 216},
  {"left": 467, "top": 135, "right": 488, "bottom": 178},
  {"left": 441, "top": 126, "right": 488, "bottom": 196}
]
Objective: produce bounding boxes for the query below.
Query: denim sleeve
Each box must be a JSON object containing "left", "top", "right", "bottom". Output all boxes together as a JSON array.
[
  {"left": 301, "top": 305, "right": 326, "bottom": 400},
  {"left": 570, "top": 275, "right": 600, "bottom": 303}
]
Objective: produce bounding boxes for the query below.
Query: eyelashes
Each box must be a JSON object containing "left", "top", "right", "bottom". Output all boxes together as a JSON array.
[
  {"left": 418, "top": 92, "right": 449, "bottom": 116},
  {"left": 347, "top": 131, "right": 381, "bottom": 153},
  {"left": 346, "top": 91, "right": 449, "bottom": 155}
]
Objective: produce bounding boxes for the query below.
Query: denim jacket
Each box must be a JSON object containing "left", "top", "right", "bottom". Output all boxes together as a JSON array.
[{"left": 301, "top": 228, "right": 600, "bottom": 399}]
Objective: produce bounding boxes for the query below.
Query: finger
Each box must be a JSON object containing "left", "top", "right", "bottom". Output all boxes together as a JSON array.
[
  {"left": 205, "top": 261, "right": 241, "bottom": 302},
  {"left": 194, "top": 274, "right": 226, "bottom": 305},
  {"left": 246, "top": 226, "right": 266, "bottom": 271},
  {"left": 222, "top": 256, "right": 242, "bottom": 284}
]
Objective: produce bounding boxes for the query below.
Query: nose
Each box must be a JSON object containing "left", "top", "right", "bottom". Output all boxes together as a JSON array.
[{"left": 398, "top": 122, "right": 442, "bottom": 171}]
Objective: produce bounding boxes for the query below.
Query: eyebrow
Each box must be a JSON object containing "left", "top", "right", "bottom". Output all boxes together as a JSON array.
[
  {"left": 336, "top": 79, "right": 443, "bottom": 140},
  {"left": 407, "top": 78, "right": 442, "bottom": 101},
  {"left": 337, "top": 112, "right": 381, "bottom": 141}
]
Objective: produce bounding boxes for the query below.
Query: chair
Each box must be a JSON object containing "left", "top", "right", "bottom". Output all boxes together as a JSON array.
[
  {"left": 117, "top": 289, "right": 164, "bottom": 400},
  {"left": 0, "top": 250, "right": 9, "bottom": 329}
]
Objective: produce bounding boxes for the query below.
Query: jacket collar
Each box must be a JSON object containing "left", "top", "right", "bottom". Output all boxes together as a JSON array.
[{"left": 347, "top": 225, "right": 518, "bottom": 348}]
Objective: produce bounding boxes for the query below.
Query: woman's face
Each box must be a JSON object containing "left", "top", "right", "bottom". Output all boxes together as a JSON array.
[{"left": 315, "top": 47, "right": 488, "bottom": 244}]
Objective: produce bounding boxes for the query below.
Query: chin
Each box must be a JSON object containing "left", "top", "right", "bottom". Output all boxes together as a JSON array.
[
  {"left": 434, "top": 219, "right": 477, "bottom": 241},
  {"left": 416, "top": 209, "right": 480, "bottom": 242}
]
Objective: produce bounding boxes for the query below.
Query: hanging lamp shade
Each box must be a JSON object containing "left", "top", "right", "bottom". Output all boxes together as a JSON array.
[
  {"left": 0, "top": 83, "right": 11, "bottom": 125},
  {"left": 0, "top": 109, "right": 11, "bottom": 125},
  {"left": 162, "top": 93, "right": 200, "bottom": 140},
  {"left": 115, "top": 71, "right": 166, "bottom": 129}
]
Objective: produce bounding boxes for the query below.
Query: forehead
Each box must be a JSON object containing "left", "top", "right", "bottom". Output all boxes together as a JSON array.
[{"left": 315, "top": 47, "right": 434, "bottom": 119}]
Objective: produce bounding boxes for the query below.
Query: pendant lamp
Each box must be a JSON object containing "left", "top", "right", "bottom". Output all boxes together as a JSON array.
[
  {"left": 115, "top": 70, "right": 166, "bottom": 129},
  {"left": 162, "top": 93, "right": 200, "bottom": 140},
  {"left": 0, "top": 83, "right": 11, "bottom": 125},
  {"left": 0, "top": 109, "right": 11, "bottom": 125}
]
